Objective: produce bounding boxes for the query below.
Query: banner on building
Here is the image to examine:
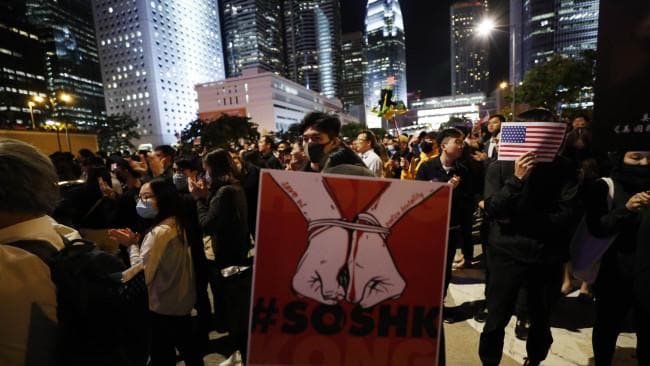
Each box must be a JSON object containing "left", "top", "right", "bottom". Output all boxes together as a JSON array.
[
  {"left": 593, "top": 0, "right": 650, "bottom": 151},
  {"left": 248, "top": 170, "right": 452, "bottom": 366}
]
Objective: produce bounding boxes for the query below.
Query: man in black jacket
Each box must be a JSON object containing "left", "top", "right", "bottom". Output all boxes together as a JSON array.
[
  {"left": 478, "top": 109, "right": 580, "bottom": 366},
  {"left": 258, "top": 135, "right": 284, "bottom": 170},
  {"left": 416, "top": 128, "right": 472, "bottom": 292}
]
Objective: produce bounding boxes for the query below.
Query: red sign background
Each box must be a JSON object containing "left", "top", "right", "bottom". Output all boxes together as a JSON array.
[{"left": 248, "top": 171, "right": 451, "bottom": 366}]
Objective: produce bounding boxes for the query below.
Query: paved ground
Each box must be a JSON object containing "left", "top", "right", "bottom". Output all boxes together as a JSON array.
[{"left": 182, "top": 247, "right": 638, "bottom": 365}]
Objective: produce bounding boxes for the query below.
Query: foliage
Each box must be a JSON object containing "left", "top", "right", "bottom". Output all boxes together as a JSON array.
[
  {"left": 179, "top": 114, "right": 259, "bottom": 153},
  {"left": 276, "top": 123, "right": 302, "bottom": 143},
  {"left": 341, "top": 122, "right": 364, "bottom": 140},
  {"left": 512, "top": 50, "right": 596, "bottom": 113},
  {"left": 370, "top": 128, "right": 388, "bottom": 139},
  {"left": 97, "top": 114, "right": 141, "bottom": 153}
]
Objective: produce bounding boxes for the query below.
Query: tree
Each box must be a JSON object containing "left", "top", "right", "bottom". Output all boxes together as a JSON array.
[
  {"left": 277, "top": 123, "right": 302, "bottom": 143},
  {"left": 179, "top": 114, "right": 259, "bottom": 153},
  {"left": 370, "top": 128, "right": 388, "bottom": 139},
  {"left": 97, "top": 114, "right": 141, "bottom": 153},
  {"left": 341, "top": 122, "right": 364, "bottom": 140},
  {"left": 513, "top": 50, "right": 596, "bottom": 113}
]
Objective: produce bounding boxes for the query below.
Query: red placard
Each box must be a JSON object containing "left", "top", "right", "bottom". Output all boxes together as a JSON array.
[{"left": 248, "top": 170, "right": 452, "bottom": 366}]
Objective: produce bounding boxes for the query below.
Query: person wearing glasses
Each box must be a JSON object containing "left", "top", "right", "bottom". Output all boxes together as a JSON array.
[{"left": 109, "top": 178, "right": 202, "bottom": 366}]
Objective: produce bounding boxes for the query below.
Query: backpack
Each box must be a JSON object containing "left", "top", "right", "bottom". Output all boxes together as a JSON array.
[{"left": 7, "top": 237, "right": 147, "bottom": 365}]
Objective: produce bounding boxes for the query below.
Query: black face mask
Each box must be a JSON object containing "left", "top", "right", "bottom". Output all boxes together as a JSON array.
[
  {"left": 305, "top": 142, "right": 327, "bottom": 164},
  {"left": 420, "top": 141, "right": 434, "bottom": 154},
  {"left": 617, "top": 164, "right": 650, "bottom": 193}
]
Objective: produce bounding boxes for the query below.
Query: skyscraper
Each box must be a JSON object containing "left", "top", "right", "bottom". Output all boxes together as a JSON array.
[
  {"left": 511, "top": 0, "right": 599, "bottom": 83},
  {"left": 0, "top": 1, "right": 47, "bottom": 128},
  {"left": 283, "top": 0, "right": 342, "bottom": 99},
  {"left": 341, "top": 32, "right": 365, "bottom": 122},
  {"left": 450, "top": 0, "right": 489, "bottom": 96},
  {"left": 363, "top": 0, "right": 407, "bottom": 128},
  {"left": 92, "top": 0, "right": 225, "bottom": 145},
  {"left": 223, "top": 0, "right": 284, "bottom": 77},
  {"left": 26, "top": 0, "right": 106, "bottom": 130}
]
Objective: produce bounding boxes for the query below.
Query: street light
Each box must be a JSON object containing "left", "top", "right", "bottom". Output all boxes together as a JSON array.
[
  {"left": 27, "top": 101, "right": 36, "bottom": 129},
  {"left": 476, "top": 19, "right": 496, "bottom": 38},
  {"left": 499, "top": 81, "right": 509, "bottom": 90},
  {"left": 31, "top": 92, "right": 75, "bottom": 151},
  {"left": 476, "top": 17, "right": 517, "bottom": 120}
]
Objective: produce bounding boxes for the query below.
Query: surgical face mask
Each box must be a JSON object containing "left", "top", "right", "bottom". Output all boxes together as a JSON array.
[
  {"left": 136, "top": 199, "right": 158, "bottom": 219},
  {"left": 173, "top": 173, "right": 188, "bottom": 192},
  {"left": 305, "top": 142, "right": 327, "bottom": 164},
  {"left": 387, "top": 145, "right": 395, "bottom": 153}
]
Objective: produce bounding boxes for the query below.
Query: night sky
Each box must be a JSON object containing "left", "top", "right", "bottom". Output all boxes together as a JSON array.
[{"left": 340, "top": 0, "right": 510, "bottom": 98}]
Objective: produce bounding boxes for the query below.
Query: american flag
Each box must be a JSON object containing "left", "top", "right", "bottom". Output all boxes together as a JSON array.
[{"left": 498, "top": 122, "right": 566, "bottom": 162}]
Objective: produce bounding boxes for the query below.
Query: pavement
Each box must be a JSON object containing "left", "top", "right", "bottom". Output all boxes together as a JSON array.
[{"left": 182, "top": 248, "right": 638, "bottom": 366}]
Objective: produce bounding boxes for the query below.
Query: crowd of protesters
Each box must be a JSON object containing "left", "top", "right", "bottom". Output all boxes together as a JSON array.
[{"left": 1, "top": 109, "right": 649, "bottom": 366}]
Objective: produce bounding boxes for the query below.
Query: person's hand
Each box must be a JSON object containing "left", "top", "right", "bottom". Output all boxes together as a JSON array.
[
  {"left": 292, "top": 226, "right": 348, "bottom": 305},
  {"left": 98, "top": 177, "right": 117, "bottom": 199},
  {"left": 188, "top": 176, "right": 209, "bottom": 200},
  {"left": 514, "top": 152, "right": 537, "bottom": 181},
  {"left": 129, "top": 158, "right": 148, "bottom": 174},
  {"left": 148, "top": 153, "right": 164, "bottom": 177},
  {"left": 449, "top": 175, "right": 461, "bottom": 189},
  {"left": 473, "top": 151, "right": 488, "bottom": 162},
  {"left": 478, "top": 200, "right": 485, "bottom": 210},
  {"left": 345, "top": 231, "right": 405, "bottom": 308},
  {"left": 626, "top": 191, "right": 650, "bottom": 213},
  {"left": 108, "top": 228, "right": 140, "bottom": 247}
]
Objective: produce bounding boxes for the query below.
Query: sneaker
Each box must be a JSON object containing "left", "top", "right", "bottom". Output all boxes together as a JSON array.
[
  {"left": 515, "top": 319, "right": 530, "bottom": 341},
  {"left": 473, "top": 306, "right": 488, "bottom": 323}
]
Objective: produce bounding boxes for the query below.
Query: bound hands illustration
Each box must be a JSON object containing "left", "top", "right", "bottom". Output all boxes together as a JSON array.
[{"left": 269, "top": 171, "right": 442, "bottom": 308}]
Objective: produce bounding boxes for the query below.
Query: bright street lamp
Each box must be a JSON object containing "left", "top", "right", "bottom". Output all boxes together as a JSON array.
[
  {"left": 476, "top": 18, "right": 496, "bottom": 38},
  {"left": 32, "top": 93, "right": 76, "bottom": 151},
  {"left": 499, "top": 81, "right": 509, "bottom": 90},
  {"left": 27, "top": 101, "right": 36, "bottom": 129}
]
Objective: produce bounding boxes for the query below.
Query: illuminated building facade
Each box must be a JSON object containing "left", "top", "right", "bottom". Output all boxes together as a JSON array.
[
  {"left": 223, "top": 0, "right": 285, "bottom": 77},
  {"left": 511, "top": 0, "right": 599, "bottom": 83},
  {"left": 450, "top": 0, "right": 489, "bottom": 96},
  {"left": 341, "top": 31, "right": 366, "bottom": 123},
  {"left": 92, "top": 0, "right": 225, "bottom": 145},
  {"left": 363, "top": 0, "right": 407, "bottom": 129},
  {"left": 284, "top": 0, "right": 342, "bottom": 99},
  {"left": 26, "top": 0, "right": 106, "bottom": 130},
  {"left": 0, "top": 1, "right": 47, "bottom": 127},
  {"left": 196, "top": 68, "right": 357, "bottom": 134}
]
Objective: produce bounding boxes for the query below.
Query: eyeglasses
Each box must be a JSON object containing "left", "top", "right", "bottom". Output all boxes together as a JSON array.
[{"left": 136, "top": 194, "right": 155, "bottom": 203}]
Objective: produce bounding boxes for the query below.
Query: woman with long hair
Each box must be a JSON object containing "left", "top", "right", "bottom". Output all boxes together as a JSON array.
[
  {"left": 109, "top": 178, "right": 202, "bottom": 366},
  {"left": 189, "top": 148, "right": 252, "bottom": 366}
]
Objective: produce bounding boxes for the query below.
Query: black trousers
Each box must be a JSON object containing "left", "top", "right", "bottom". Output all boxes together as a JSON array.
[
  {"left": 479, "top": 251, "right": 562, "bottom": 365},
  {"left": 149, "top": 312, "right": 203, "bottom": 366},
  {"left": 593, "top": 251, "right": 648, "bottom": 366}
]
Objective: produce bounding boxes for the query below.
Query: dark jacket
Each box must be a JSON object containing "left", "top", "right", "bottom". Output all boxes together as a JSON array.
[
  {"left": 261, "top": 152, "right": 283, "bottom": 170},
  {"left": 584, "top": 178, "right": 641, "bottom": 254},
  {"left": 635, "top": 210, "right": 650, "bottom": 313},
  {"left": 196, "top": 182, "right": 251, "bottom": 268},
  {"left": 483, "top": 157, "right": 580, "bottom": 263},
  {"left": 416, "top": 156, "right": 472, "bottom": 228}
]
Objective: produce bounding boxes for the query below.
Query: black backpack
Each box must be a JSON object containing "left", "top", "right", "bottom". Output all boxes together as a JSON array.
[{"left": 7, "top": 237, "right": 148, "bottom": 366}]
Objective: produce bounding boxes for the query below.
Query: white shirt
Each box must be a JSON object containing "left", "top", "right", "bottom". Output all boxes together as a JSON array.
[
  {"left": 488, "top": 132, "right": 501, "bottom": 159},
  {"left": 359, "top": 149, "right": 384, "bottom": 178},
  {"left": 123, "top": 217, "right": 196, "bottom": 316},
  {"left": 0, "top": 216, "right": 66, "bottom": 366}
]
